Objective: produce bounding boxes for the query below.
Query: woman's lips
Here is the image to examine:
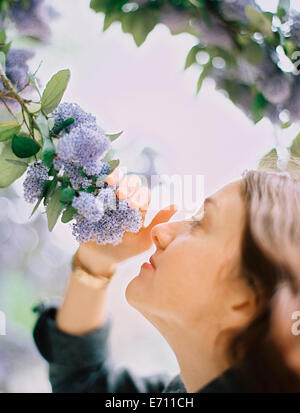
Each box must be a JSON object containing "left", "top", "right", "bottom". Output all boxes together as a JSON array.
[
  {"left": 141, "top": 262, "right": 155, "bottom": 270},
  {"left": 141, "top": 256, "right": 156, "bottom": 271}
]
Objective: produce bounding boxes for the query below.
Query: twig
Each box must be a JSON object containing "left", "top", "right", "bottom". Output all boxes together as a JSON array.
[
  {"left": 0, "top": 97, "right": 19, "bottom": 121},
  {"left": 0, "top": 67, "right": 41, "bottom": 145}
]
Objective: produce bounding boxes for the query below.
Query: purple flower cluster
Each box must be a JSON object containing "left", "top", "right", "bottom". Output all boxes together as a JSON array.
[
  {"left": 51, "top": 102, "right": 97, "bottom": 133},
  {"left": 97, "top": 187, "right": 117, "bottom": 210},
  {"left": 72, "top": 192, "right": 105, "bottom": 223},
  {"left": 72, "top": 199, "right": 142, "bottom": 245},
  {"left": 290, "top": 12, "right": 300, "bottom": 46},
  {"left": 52, "top": 102, "right": 111, "bottom": 176},
  {"left": 258, "top": 74, "right": 292, "bottom": 105},
  {"left": 0, "top": 48, "right": 34, "bottom": 91},
  {"left": 96, "top": 161, "right": 111, "bottom": 177},
  {"left": 23, "top": 160, "right": 49, "bottom": 203},
  {"left": 220, "top": 0, "right": 257, "bottom": 24},
  {"left": 194, "top": 15, "right": 234, "bottom": 50},
  {"left": 52, "top": 157, "right": 92, "bottom": 190},
  {"left": 51, "top": 102, "right": 143, "bottom": 244},
  {"left": 3, "top": 0, "right": 58, "bottom": 42},
  {"left": 56, "top": 126, "right": 110, "bottom": 175}
]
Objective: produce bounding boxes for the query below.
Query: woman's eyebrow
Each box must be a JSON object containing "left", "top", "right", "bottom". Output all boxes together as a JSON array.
[
  {"left": 204, "top": 197, "right": 218, "bottom": 210},
  {"left": 192, "top": 197, "right": 218, "bottom": 218}
]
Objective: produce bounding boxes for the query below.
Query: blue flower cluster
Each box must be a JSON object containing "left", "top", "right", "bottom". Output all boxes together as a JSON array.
[
  {"left": 220, "top": 0, "right": 257, "bottom": 24},
  {"left": 22, "top": 102, "right": 143, "bottom": 244},
  {"left": 72, "top": 192, "right": 105, "bottom": 223},
  {"left": 72, "top": 198, "right": 142, "bottom": 245},
  {"left": 52, "top": 102, "right": 97, "bottom": 133},
  {"left": 23, "top": 160, "right": 49, "bottom": 203},
  {"left": 52, "top": 157, "right": 92, "bottom": 190},
  {"left": 0, "top": 0, "right": 57, "bottom": 42},
  {"left": 56, "top": 126, "right": 110, "bottom": 175},
  {"left": 52, "top": 102, "right": 111, "bottom": 176},
  {"left": 97, "top": 161, "right": 111, "bottom": 177},
  {"left": 0, "top": 48, "right": 34, "bottom": 91},
  {"left": 290, "top": 12, "right": 300, "bottom": 46},
  {"left": 51, "top": 102, "right": 143, "bottom": 245}
]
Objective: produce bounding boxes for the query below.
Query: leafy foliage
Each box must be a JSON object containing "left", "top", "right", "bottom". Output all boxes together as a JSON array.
[
  {"left": 0, "top": 17, "right": 142, "bottom": 241},
  {"left": 90, "top": 0, "right": 300, "bottom": 127}
]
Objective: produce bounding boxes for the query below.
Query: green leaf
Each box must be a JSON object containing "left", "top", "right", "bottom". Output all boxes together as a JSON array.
[
  {"left": 27, "top": 73, "right": 41, "bottom": 98},
  {"left": 12, "top": 135, "right": 40, "bottom": 158},
  {"left": 121, "top": 9, "right": 157, "bottom": 47},
  {"left": 78, "top": 166, "right": 88, "bottom": 177},
  {"left": 106, "top": 130, "right": 123, "bottom": 142},
  {"left": 103, "top": 11, "right": 119, "bottom": 31},
  {"left": 0, "top": 141, "right": 30, "bottom": 188},
  {"left": 281, "top": 122, "right": 292, "bottom": 129},
  {"left": 60, "top": 187, "right": 75, "bottom": 202},
  {"left": 0, "top": 122, "right": 21, "bottom": 142},
  {"left": 34, "top": 112, "right": 50, "bottom": 141},
  {"left": 250, "top": 92, "right": 269, "bottom": 124},
  {"left": 42, "top": 179, "right": 51, "bottom": 197},
  {"left": 290, "top": 133, "right": 300, "bottom": 158},
  {"left": 121, "top": 11, "right": 135, "bottom": 34},
  {"left": 242, "top": 42, "right": 263, "bottom": 65},
  {"left": 133, "top": 13, "right": 157, "bottom": 47},
  {"left": 61, "top": 205, "right": 77, "bottom": 223},
  {"left": 46, "top": 186, "right": 64, "bottom": 231},
  {"left": 27, "top": 102, "right": 41, "bottom": 114},
  {"left": 277, "top": 0, "right": 290, "bottom": 21},
  {"left": 108, "top": 159, "right": 119, "bottom": 173},
  {"left": 44, "top": 176, "right": 57, "bottom": 206},
  {"left": 245, "top": 6, "right": 273, "bottom": 37},
  {"left": 184, "top": 45, "right": 200, "bottom": 70},
  {"left": 5, "top": 158, "right": 29, "bottom": 166},
  {"left": 41, "top": 138, "right": 56, "bottom": 168},
  {"left": 41, "top": 69, "right": 70, "bottom": 114},
  {"left": 0, "top": 29, "right": 6, "bottom": 44},
  {"left": 89, "top": 0, "right": 107, "bottom": 13},
  {"left": 0, "top": 51, "right": 5, "bottom": 69},
  {"left": 196, "top": 64, "right": 211, "bottom": 93},
  {"left": 30, "top": 197, "right": 43, "bottom": 218},
  {"left": 50, "top": 117, "right": 74, "bottom": 136},
  {"left": 0, "top": 40, "right": 11, "bottom": 55},
  {"left": 85, "top": 185, "right": 96, "bottom": 193}
]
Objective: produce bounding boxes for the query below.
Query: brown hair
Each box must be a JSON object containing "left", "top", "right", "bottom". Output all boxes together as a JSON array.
[{"left": 229, "top": 169, "right": 300, "bottom": 392}]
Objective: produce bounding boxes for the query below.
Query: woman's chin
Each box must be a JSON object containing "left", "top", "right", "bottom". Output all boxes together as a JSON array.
[
  {"left": 125, "top": 272, "right": 150, "bottom": 308},
  {"left": 125, "top": 276, "right": 141, "bottom": 306}
]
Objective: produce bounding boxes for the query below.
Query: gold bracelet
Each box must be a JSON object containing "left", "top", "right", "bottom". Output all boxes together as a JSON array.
[
  {"left": 71, "top": 250, "right": 116, "bottom": 288},
  {"left": 72, "top": 268, "right": 112, "bottom": 288}
]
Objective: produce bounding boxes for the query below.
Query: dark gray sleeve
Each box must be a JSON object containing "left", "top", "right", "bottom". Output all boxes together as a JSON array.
[{"left": 32, "top": 301, "right": 171, "bottom": 393}]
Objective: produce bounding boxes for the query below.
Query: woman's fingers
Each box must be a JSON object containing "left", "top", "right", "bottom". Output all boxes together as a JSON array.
[
  {"left": 106, "top": 170, "right": 151, "bottom": 223},
  {"left": 128, "top": 186, "right": 151, "bottom": 222},
  {"left": 105, "top": 167, "right": 124, "bottom": 186},
  {"left": 145, "top": 204, "right": 178, "bottom": 233},
  {"left": 116, "top": 174, "right": 142, "bottom": 200}
]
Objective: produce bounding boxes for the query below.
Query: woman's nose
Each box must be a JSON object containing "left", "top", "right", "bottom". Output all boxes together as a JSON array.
[{"left": 151, "top": 222, "right": 180, "bottom": 250}]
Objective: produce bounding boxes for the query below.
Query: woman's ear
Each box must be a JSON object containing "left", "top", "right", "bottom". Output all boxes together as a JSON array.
[{"left": 223, "top": 277, "right": 259, "bottom": 330}]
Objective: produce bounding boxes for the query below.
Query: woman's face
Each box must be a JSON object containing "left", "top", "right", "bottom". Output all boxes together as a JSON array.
[{"left": 126, "top": 179, "right": 256, "bottom": 338}]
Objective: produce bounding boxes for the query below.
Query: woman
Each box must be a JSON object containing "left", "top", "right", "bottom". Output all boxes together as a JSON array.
[{"left": 33, "top": 168, "right": 300, "bottom": 393}]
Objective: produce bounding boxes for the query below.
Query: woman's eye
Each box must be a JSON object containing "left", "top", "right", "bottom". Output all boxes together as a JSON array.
[{"left": 189, "top": 210, "right": 205, "bottom": 229}]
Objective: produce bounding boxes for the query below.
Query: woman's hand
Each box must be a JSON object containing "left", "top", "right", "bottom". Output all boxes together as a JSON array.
[
  {"left": 76, "top": 167, "right": 178, "bottom": 276},
  {"left": 58, "top": 168, "right": 178, "bottom": 334}
]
